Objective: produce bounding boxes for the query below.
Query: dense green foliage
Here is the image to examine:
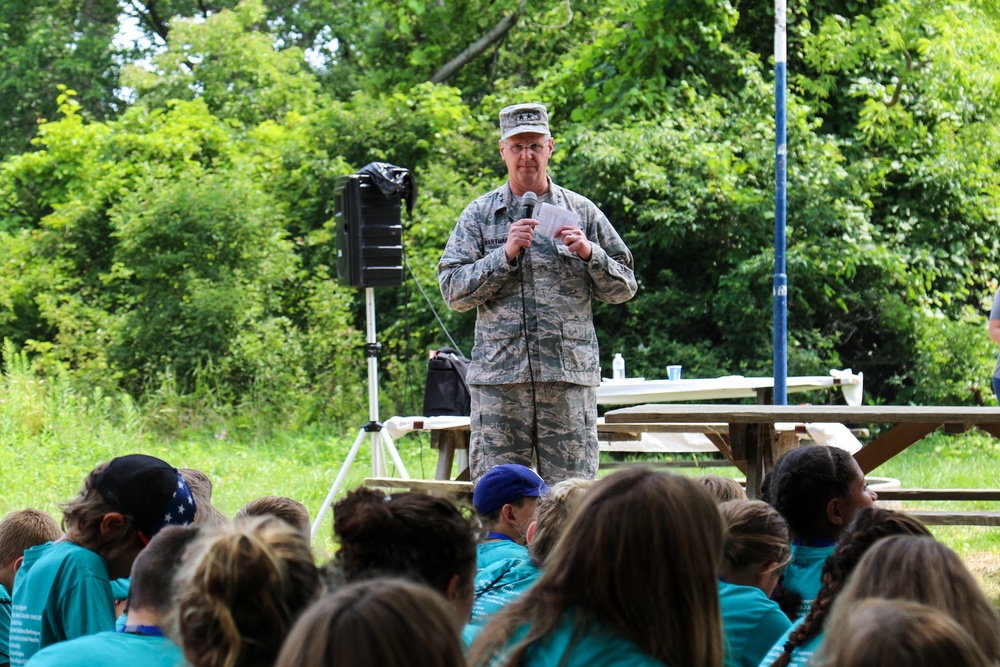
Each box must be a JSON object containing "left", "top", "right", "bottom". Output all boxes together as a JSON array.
[{"left": 1, "top": 0, "right": 1000, "bottom": 431}]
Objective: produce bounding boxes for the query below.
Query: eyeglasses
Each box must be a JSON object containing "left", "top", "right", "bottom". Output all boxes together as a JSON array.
[{"left": 504, "top": 141, "right": 549, "bottom": 154}]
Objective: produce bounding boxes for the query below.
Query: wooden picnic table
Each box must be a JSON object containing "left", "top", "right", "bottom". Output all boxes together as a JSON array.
[{"left": 603, "top": 404, "right": 1000, "bottom": 498}]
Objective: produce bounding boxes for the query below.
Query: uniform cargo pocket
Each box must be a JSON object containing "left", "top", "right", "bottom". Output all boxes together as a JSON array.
[
  {"left": 474, "top": 321, "right": 525, "bottom": 372},
  {"left": 561, "top": 321, "right": 596, "bottom": 372}
]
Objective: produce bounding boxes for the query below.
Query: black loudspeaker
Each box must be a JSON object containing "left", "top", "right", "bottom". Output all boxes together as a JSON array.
[{"left": 334, "top": 173, "right": 404, "bottom": 288}]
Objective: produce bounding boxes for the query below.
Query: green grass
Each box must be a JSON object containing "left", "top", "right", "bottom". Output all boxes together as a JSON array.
[
  {"left": 0, "top": 422, "right": 442, "bottom": 560},
  {"left": 0, "top": 369, "right": 441, "bottom": 560},
  {"left": 2, "top": 367, "right": 998, "bottom": 600}
]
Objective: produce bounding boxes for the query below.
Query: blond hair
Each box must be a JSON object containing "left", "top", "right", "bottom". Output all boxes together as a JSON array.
[
  {"left": 469, "top": 468, "right": 725, "bottom": 667},
  {"left": 719, "top": 499, "right": 790, "bottom": 580},
  {"left": 179, "top": 468, "right": 229, "bottom": 527},
  {"left": 0, "top": 509, "right": 61, "bottom": 565},
  {"left": 819, "top": 598, "right": 992, "bottom": 667},
  {"left": 235, "top": 496, "right": 310, "bottom": 541},
  {"left": 829, "top": 535, "right": 1000, "bottom": 663},
  {"left": 768, "top": 507, "right": 931, "bottom": 667},
  {"left": 527, "top": 478, "right": 593, "bottom": 567},
  {"left": 175, "top": 517, "right": 320, "bottom": 667},
  {"left": 697, "top": 475, "right": 747, "bottom": 503}
]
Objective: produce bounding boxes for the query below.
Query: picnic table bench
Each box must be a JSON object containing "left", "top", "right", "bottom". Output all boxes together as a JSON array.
[{"left": 603, "top": 404, "right": 1000, "bottom": 499}]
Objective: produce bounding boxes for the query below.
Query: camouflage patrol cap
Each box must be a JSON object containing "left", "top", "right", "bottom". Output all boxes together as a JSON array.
[{"left": 499, "top": 103, "right": 550, "bottom": 140}]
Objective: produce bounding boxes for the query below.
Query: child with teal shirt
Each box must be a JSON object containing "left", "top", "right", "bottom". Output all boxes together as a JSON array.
[
  {"left": 0, "top": 510, "right": 61, "bottom": 667},
  {"left": 817, "top": 537, "right": 1000, "bottom": 665},
  {"left": 781, "top": 541, "right": 835, "bottom": 618},
  {"left": 24, "top": 525, "right": 199, "bottom": 667},
  {"left": 476, "top": 540, "right": 528, "bottom": 570},
  {"left": 761, "top": 446, "right": 876, "bottom": 619},
  {"left": 330, "top": 487, "right": 478, "bottom": 630},
  {"left": 468, "top": 469, "right": 725, "bottom": 667},
  {"left": 717, "top": 500, "right": 792, "bottom": 667},
  {"left": 8, "top": 454, "right": 196, "bottom": 666},
  {"left": 759, "top": 507, "right": 931, "bottom": 667},
  {"left": 472, "top": 464, "right": 549, "bottom": 571},
  {"left": 467, "top": 479, "right": 592, "bottom": 642}
]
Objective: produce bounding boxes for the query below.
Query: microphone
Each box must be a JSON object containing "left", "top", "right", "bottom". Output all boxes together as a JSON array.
[
  {"left": 518, "top": 191, "right": 538, "bottom": 260},
  {"left": 521, "top": 191, "right": 538, "bottom": 219}
]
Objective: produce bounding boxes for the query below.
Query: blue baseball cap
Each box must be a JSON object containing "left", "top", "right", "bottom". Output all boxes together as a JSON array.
[{"left": 473, "top": 464, "right": 550, "bottom": 515}]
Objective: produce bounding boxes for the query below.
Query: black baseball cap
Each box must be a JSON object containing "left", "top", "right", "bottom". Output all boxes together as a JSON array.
[{"left": 93, "top": 454, "right": 197, "bottom": 538}]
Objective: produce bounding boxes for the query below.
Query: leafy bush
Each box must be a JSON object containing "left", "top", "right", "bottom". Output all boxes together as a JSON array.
[{"left": 890, "top": 305, "right": 998, "bottom": 406}]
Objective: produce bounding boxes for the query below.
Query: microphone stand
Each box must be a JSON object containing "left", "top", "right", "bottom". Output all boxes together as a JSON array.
[{"left": 310, "top": 287, "right": 410, "bottom": 540}]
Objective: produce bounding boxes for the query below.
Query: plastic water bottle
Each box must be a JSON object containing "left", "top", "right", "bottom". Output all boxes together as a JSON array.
[{"left": 612, "top": 353, "right": 625, "bottom": 380}]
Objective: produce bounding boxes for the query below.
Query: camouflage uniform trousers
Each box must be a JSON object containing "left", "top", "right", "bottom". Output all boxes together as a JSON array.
[{"left": 469, "top": 381, "right": 598, "bottom": 484}]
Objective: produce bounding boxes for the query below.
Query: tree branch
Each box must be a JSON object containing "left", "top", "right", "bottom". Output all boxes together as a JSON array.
[
  {"left": 882, "top": 50, "right": 918, "bottom": 107},
  {"left": 429, "top": 0, "right": 526, "bottom": 84},
  {"left": 881, "top": 81, "right": 903, "bottom": 107},
  {"left": 130, "top": 0, "right": 169, "bottom": 41}
]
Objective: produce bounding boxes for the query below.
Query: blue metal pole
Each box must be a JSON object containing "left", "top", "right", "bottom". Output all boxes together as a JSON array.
[{"left": 773, "top": 0, "right": 788, "bottom": 405}]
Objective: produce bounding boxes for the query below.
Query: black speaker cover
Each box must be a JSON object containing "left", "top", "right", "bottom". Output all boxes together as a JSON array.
[{"left": 334, "top": 173, "right": 404, "bottom": 288}]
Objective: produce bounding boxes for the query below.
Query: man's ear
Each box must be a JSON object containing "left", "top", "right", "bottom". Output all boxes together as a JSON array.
[
  {"left": 12, "top": 556, "right": 24, "bottom": 574},
  {"left": 525, "top": 520, "right": 538, "bottom": 545},
  {"left": 99, "top": 512, "right": 127, "bottom": 536}
]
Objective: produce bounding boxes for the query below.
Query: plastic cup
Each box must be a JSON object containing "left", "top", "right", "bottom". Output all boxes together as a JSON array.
[{"left": 667, "top": 365, "right": 682, "bottom": 381}]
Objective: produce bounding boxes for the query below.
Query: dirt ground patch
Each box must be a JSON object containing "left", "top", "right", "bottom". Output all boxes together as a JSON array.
[{"left": 965, "top": 551, "right": 1000, "bottom": 604}]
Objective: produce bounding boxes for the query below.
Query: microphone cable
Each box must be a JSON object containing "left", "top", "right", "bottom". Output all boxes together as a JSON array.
[
  {"left": 516, "top": 192, "right": 540, "bottom": 466},
  {"left": 405, "top": 257, "right": 465, "bottom": 358}
]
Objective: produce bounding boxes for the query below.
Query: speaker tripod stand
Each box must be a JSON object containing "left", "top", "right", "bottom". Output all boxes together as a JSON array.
[{"left": 310, "top": 287, "right": 409, "bottom": 540}]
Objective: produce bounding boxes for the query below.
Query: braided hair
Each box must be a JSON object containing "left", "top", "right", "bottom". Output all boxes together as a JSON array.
[
  {"left": 761, "top": 446, "right": 858, "bottom": 540},
  {"left": 767, "top": 507, "right": 931, "bottom": 667}
]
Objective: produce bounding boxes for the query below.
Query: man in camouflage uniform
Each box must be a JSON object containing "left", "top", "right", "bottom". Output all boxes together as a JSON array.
[{"left": 438, "top": 103, "right": 637, "bottom": 483}]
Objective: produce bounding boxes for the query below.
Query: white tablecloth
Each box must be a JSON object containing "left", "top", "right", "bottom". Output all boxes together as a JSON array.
[{"left": 597, "top": 369, "right": 863, "bottom": 406}]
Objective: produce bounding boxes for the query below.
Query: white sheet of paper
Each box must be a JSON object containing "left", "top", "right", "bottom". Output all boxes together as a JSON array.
[{"left": 534, "top": 202, "right": 581, "bottom": 238}]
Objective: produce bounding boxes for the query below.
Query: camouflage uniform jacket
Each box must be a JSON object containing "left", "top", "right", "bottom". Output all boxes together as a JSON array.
[{"left": 438, "top": 181, "right": 636, "bottom": 387}]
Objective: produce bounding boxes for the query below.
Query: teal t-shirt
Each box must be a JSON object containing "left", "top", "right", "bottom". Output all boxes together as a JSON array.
[
  {"left": 477, "top": 540, "right": 529, "bottom": 571},
  {"left": 487, "top": 612, "right": 667, "bottom": 667},
  {"left": 463, "top": 623, "right": 483, "bottom": 649},
  {"left": 1, "top": 583, "right": 11, "bottom": 664},
  {"left": 8, "top": 541, "right": 115, "bottom": 666},
  {"left": 24, "top": 630, "right": 185, "bottom": 667},
  {"left": 470, "top": 558, "right": 540, "bottom": 629},
  {"left": 756, "top": 619, "right": 823, "bottom": 667},
  {"left": 110, "top": 578, "right": 130, "bottom": 602},
  {"left": 719, "top": 580, "right": 792, "bottom": 667},
  {"left": 781, "top": 543, "right": 834, "bottom": 619}
]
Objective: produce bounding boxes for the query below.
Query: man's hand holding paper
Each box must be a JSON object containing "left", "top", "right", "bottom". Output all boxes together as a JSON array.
[{"left": 534, "top": 203, "right": 592, "bottom": 260}]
